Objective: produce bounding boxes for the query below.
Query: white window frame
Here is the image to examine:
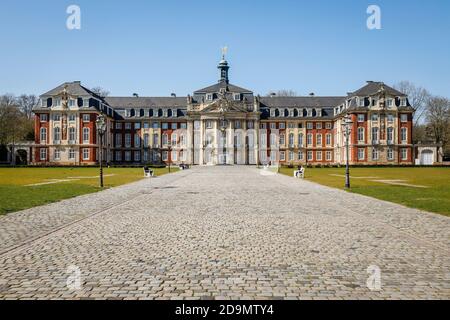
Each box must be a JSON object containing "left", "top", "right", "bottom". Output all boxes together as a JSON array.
[
  {"left": 40, "top": 127, "right": 47, "bottom": 143},
  {"left": 82, "top": 114, "right": 90, "bottom": 122},
  {"left": 316, "top": 151, "right": 322, "bottom": 161},
  {"left": 358, "top": 148, "right": 365, "bottom": 160},
  {"left": 82, "top": 148, "right": 90, "bottom": 160},
  {"left": 69, "top": 148, "right": 75, "bottom": 160},
  {"left": 401, "top": 148, "right": 408, "bottom": 160},
  {"left": 40, "top": 148, "right": 47, "bottom": 161},
  {"left": 82, "top": 127, "right": 90, "bottom": 144}
]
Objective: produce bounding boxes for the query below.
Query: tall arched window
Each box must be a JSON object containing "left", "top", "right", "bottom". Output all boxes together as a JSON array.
[
  {"left": 298, "top": 133, "right": 304, "bottom": 147},
  {"left": 40, "top": 127, "right": 47, "bottom": 143},
  {"left": 83, "top": 127, "right": 90, "bottom": 144},
  {"left": 289, "top": 133, "right": 294, "bottom": 146},
  {"left": 130, "top": 109, "right": 136, "bottom": 117}
]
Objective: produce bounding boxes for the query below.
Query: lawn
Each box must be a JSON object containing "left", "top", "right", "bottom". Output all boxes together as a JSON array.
[
  {"left": 0, "top": 167, "right": 177, "bottom": 215},
  {"left": 279, "top": 166, "right": 450, "bottom": 217}
]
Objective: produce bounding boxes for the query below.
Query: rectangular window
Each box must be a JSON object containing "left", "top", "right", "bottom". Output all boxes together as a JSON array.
[
  {"left": 316, "top": 122, "right": 322, "bottom": 129},
  {"left": 152, "top": 122, "right": 159, "bottom": 129},
  {"left": 69, "top": 114, "right": 76, "bottom": 122},
  {"left": 387, "top": 114, "right": 394, "bottom": 123},
  {"left": 234, "top": 93, "right": 240, "bottom": 101},
  {"left": 307, "top": 134, "right": 313, "bottom": 146},
  {"left": 307, "top": 122, "right": 313, "bottom": 130},
  {"left": 279, "top": 122, "right": 286, "bottom": 129},
  {"left": 82, "top": 114, "right": 90, "bottom": 122},
  {"left": 53, "top": 114, "right": 61, "bottom": 121},
  {"left": 143, "top": 150, "right": 149, "bottom": 162},
  {"left": 247, "top": 121, "right": 254, "bottom": 129},
  {"left": 125, "top": 134, "right": 131, "bottom": 148},
  {"left": 279, "top": 134, "right": 285, "bottom": 145},
  {"left": 387, "top": 148, "right": 394, "bottom": 160},
  {"left": 372, "top": 148, "right": 379, "bottom": 161},
  {"left": 357, "top": 114, "right": 365, "bottom": 123},
  {"left": 400, "top": 114, "right": 408, "bottom": 122},
  {"left": 387, "top": 99, "right": 393, "bottom": 107},
  {"left": 206, "top": 94, "right": 213, "bottom": 101},
  {"left": 180, "top": 123, "right": 187, "bottom": 129},
  {"left": 125, "top": 123, "right": 132, "bottom": 130},
  {"left": 260, "top": 123, "right": 267, "bottom": 129},
  {"left": 134, "top": 151, "right": 141, "bottom": 162},
  {"left": 125, "top": 151, "right": 131, "bottom": 161},
  {"left": 69, "top": 148, "right": 75, "bottom": 160},
  {"left": 162, "top": 151, "right": 168, "bottom": 161},
  {"left": 115, "top": 134, "right": 122, "bottom": 147},
  {"left": 298, "top": 151, "right": 303, "bottom": 160},
  {"left": 358, "top": 127, "right": 365, "bottom": 142},
  {"left": 400, "top": 98, "right": 407, "bottom": 107},
  {"left": 372, "top": 127, "right": 379, "bottom": 144},
  {"left": 326, "top": 134, "right": 332, "bottom": 146},
  {"left": 40, "top": 114, "right": 48, "bottom": 122},
  {"left": 40, "top": 148, "right": 47, "bottom": 161},
  {"left": 298, "top": 134, "right": 304, "bottom": 147},
  {"left": 54, "top": 149, "right": 61, "bottom": 160},
  {"left": 307, "top": 151, "right": 313, "bottom": 161},
  {"left": 401, "top": 127, "right": 407, "bottom": 143},
  {"left": 134, "top": 134, "right": 141, "bottom": 148},
  {"left": 83, "top": 128, "right": 90, "bottom": 144},
  {"left": 171, "top": 150, "right": 177, "bottom": 161},
  {"left": 153, "top": 134, "right": 159, "bottom": 147},
  {"left": 171, "top": 133, "right": 177, "bottom": 146},
  {"left": 358, "top": 148, "right": 365, "bottom": 160},
  {"left": 316, "top": 151, "right": 322, "bottom": 161},
  {"left": 134, "top": 122, "right": 141, "bottom": 130},
  {"left": 143, "top": 134, "right": 149, "bottom": 147},
  {"left": 40, "top": 128, "right": 47, "bottom": 143},
  {"left": 115, "top": 122, "right": 122, "bottom": 130},
  {"left": 234, "top": 121, "right": 241, "bottom": 129},
  {"left": 206, "top": 121, "right": 213, "bottom": 129},
  {"left": 68, "top": 99, "right": 75, "bottom": 107},
  {"left": 270, "top": 123, "right": 276, "bottom": 130},
  {"left": 280, "top": 151, "right": 285, "bottom": 161},
  {"left": 289, "top": 151, "right": 294, "bottom": 161},
  {"left": 371, "top": 113, "right": 379, "bottom": 122},
  {"left": 82, "top": 148, "right": 90, "bottom": 160},
  {"left": 115, "top": 151, "right": 122, "bottom": 162},
  {"left": 143, "top": 122, "right": 150, "bottom": 129},
  {"left": 326, "top": 151, "right": 332, "bottom": 161},
  {"left": 316, "top": 134, "right": 322, "bottom": 146},
  {"left": 387, "top": 127, "right": 394, "bottom": 144},
  {"left": 325, "top": 122, "right": 332, "bottom": 129},
  {"left": 401, "top": 148, "right": 408, "bottom": 160},
  {"left": 162, "top": 134, "right": 168, "bottom": 145}
]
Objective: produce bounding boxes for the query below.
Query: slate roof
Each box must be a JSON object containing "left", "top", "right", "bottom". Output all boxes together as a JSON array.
[
  {"left": 259, "top": 96, "right": 345, "bottom": 108},
  {"left": 349, "top": 81, "right": 406, "bottom": 97},
  {"left": 41, "top": 81, "right": 106, "bottom": 101},
  {"left": 194, "top": 81, "right": 253, "bottom": 94},
  {"left": 105, "top": 97, "right": 188, "bottom": 109}
]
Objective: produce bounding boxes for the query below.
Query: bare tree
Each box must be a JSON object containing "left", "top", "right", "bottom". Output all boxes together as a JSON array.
[
  {"left": 17, "top": 94, "right": 38, "bottom": 119},
  {"left": 394, "top": 81, "right": 430, "bottom": 125},
  {"left": 266, "top": 90, "right": 297, "bottom": 97},
  {"left": 427, "top": 96, "right": 450, "bottom": 151},
  {"left": 90, "top": 87, "right": 110, "bottom": 98}
]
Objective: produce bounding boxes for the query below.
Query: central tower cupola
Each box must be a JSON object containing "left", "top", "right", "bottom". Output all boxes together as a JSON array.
[{"left": 218, "top": 46, "right": 229, "bottom": 84}]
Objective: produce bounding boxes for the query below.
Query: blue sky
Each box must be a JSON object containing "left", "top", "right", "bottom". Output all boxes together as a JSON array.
[{"left": 0, "top": 0, "right": 449, "bottom": 97}]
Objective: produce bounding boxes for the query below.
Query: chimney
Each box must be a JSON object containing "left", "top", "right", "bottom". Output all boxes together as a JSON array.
[
  {"left": 309, "top": 92, "right": 315, "bottom": 96},
  {"left": 133, "top": 93, "right": 139, "bottom": 98},
  {"left": 171, "top": 93, "right": 176, "bottom": 98},
  {"left": 270, "top": 92, "right": 276, "bottom": 97}
]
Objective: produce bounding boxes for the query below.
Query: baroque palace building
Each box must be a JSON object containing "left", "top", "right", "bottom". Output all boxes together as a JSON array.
[{"left": 32, "top": 56, "right": 414, "bottom": 166}]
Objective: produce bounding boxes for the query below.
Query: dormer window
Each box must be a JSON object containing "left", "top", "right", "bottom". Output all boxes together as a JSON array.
[
  {"left": 358, "top": 97, "right": 365, "bottom": 107},
  {"left": 270, "top": 109, "right": 275, "bottom": 117},
  {"left": 400, "top": 98, "right": 407, "bottom": 107},
  {"left": 206, "top": 94, "right": 213, "bottom": 101},
  {"left": 234, "top": 93, "right": 241, "bottom": 101},
  {"left": 41, "top": 99, "right": 46, "bottom": 107}
]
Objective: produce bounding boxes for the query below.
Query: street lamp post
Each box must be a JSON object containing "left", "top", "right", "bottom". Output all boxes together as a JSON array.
[
  {"left": 168, "top": 145, "right": 172, "bottom": 173},
  {"left": 342, "top": 115, "right": 353, "bottom": 189},
  {"left": 95, "top": 115, "right": 107, "bottom": 188}
]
